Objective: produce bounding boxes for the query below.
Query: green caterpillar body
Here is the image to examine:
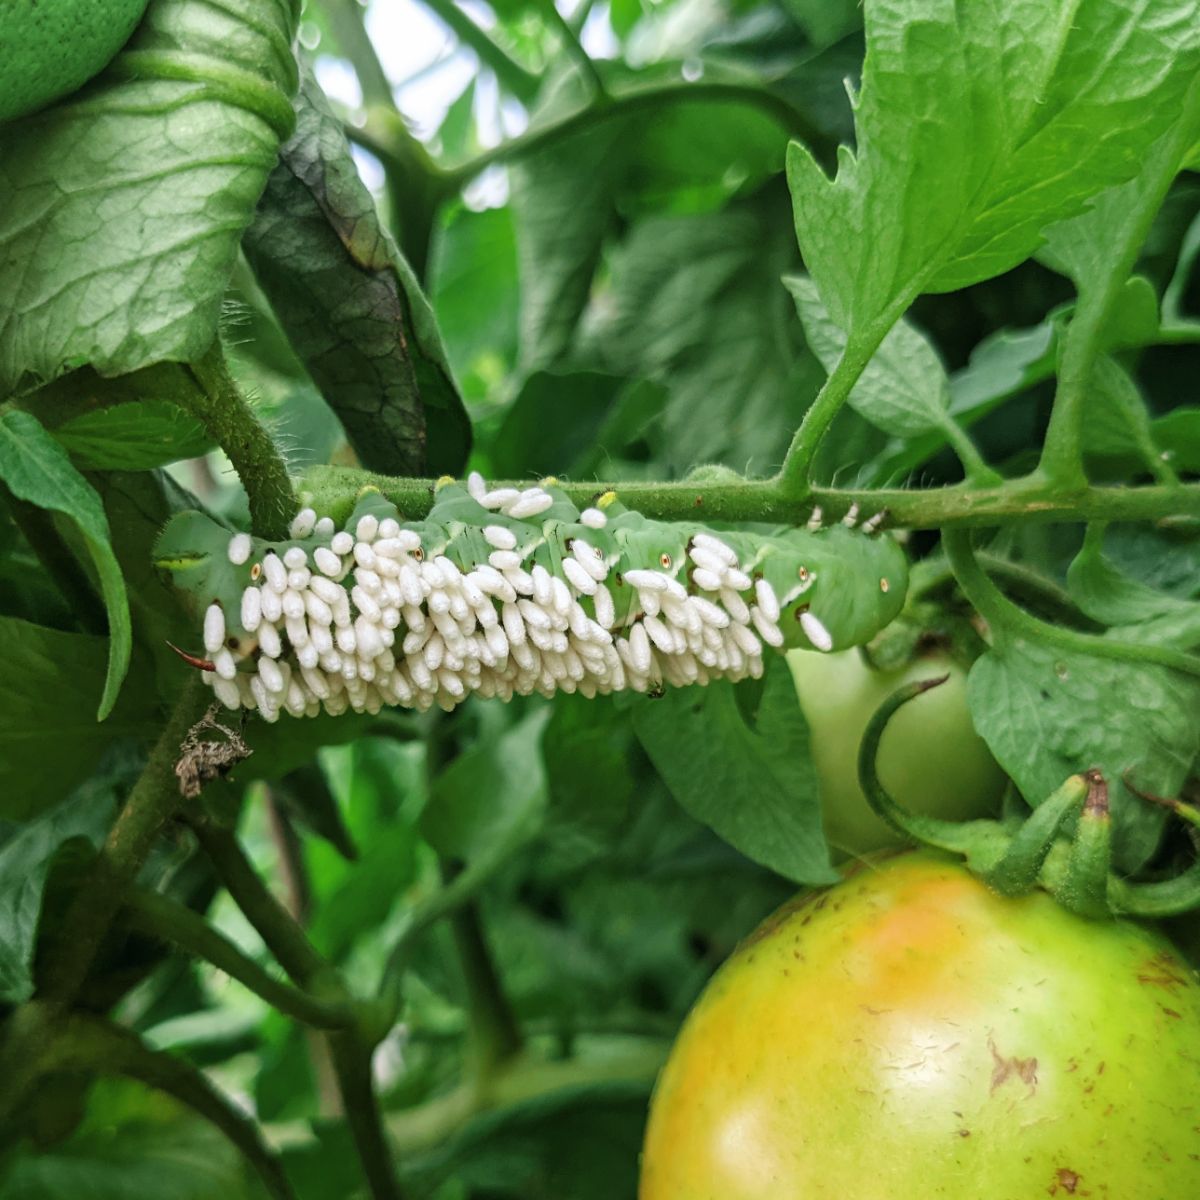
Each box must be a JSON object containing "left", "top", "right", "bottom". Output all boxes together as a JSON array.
[{"left": 155, "top": 478, "right": 908, "bottom": 720}]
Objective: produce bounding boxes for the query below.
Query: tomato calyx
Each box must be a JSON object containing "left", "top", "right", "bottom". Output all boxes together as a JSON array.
[{"left": 857, "top": 679, "right": 1200, "bottom": 918}]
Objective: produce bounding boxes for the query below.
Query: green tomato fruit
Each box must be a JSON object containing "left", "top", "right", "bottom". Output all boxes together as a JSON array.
[
  {"left": 641, "top": 851, "right": 1200, "bottom": 1200},
  {"left": 788, "top": 646, "right": 1006, "bottom": 855},
  {"left": 0, "top": 0, "right": 151, "bottom": 123}
]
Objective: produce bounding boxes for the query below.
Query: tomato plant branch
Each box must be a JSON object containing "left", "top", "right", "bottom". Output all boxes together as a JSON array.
[
  {"left": 443, "top": 862, "right": 523, "bottom": 1078},
  {"left": 775, "top": 307, "right": 910, "bottom": 494},
  {"left": 121, "top": 887, "right": 358, "bottom": 1030},
  {"left": 188, "top": 819, "right": 331, "bottom": 986},
  {"left": 328, "top": 1032, "right": 408, "bottom": 1200},
  {"left": 350, "top": 81, "right": 823, "bottom": 189},
  {"left": 183, "top": 340, "right": 297, "bottom": 541},
  {"left": 943, "top": 528, "right": 1200, "bottom": 678},
  {"left": 38, "top": 676, "right": 209, "bottom": 1004},
  {"left": 48, "top": 1011, "right": 297, "bottom": 1200},
  {"left": 547, "top": 4, "right": 607, "bottom": 99},
  {"left": 303, "top": 464, "right": 1200, "bottom": 531},
  {"left": 907, "top": 553, "right": 1102, "bottom": 629},
  {"left": 419, "top": 0, "right": 540, "bottom": 102},
  {"left": 190, "top": 818, "right": 405, "bottom": 1198},
  {"left": 386, "top": 1043, "right": 669, "bottom": 1155},
  {"left": 324, "top": 0, "right": 395, "bottom": 110}
]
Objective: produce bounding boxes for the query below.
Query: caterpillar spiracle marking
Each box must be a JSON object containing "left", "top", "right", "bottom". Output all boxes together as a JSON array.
[{"left": 153, "top": 475, "right": 908, "bottom": 722}]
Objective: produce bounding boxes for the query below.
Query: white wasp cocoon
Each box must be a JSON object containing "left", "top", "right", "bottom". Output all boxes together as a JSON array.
[
  {"left": 227, "top": 533, "right": 252, "bottom": 565},
  {"left": 203, "top": 604, "right": 226, "bottom": 654},
  {"left": 800, "top": 610, "right": 834, "bottom": 652}
]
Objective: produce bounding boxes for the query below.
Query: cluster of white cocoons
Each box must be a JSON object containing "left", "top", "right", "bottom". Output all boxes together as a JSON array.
[{"left": 198, "top": 475, "right": 805, "bottom": 722}]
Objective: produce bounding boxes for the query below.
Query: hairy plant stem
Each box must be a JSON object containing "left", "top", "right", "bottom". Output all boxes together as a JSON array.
[
  {"left": 943, "top": 529, "right": 1200, "bottom": 678},
  {"left": 121, "top": 887, "right": 356, "bottom": 1030},
  {"left": 303, "top": 464, "right": 1200, "bottom": 531},
  {"left": 183, "top": 340, "right": 296, "bottom": 541}
]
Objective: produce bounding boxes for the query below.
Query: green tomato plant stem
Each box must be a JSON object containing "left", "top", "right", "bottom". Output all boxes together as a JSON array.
[
  {"left": 121, "top": 887, "right": 358, "bottom": 1030},
  {"left": 547, "top": 2, "right": 608, "bottom": 99},
  {"left": 327, "top": 1031, "right": 408, "bottom": 1200},
  {"left": 775, "top": 318, "right": 898, "bottom": 495},
  {"left": 189, "top": 817, "right": 406, "bottom": 1200},
  {"left": 351, "top": 80, "right": 825, "bottom": 191},
  {"left": 942, "top": 528, "right": 1200, "bottom": 678},
  {"left": 45, "top": 1011, "right": 297, "bottom": 1200},
  {"left": 418, "top": 0, "right": 540, "bottom": 102},
  {"left": 183, "top": 340, "right": 297, "bottom": 542},
  {"left": 304, "top": 464, "right": 1200, "bottom": 531},
  {"left": 40, "top": 676, "right": 210, "bottom": 1004},
  {"left": 443, "top": 862, "right": 524, "bottom": 1079},
  {"left": 188, "top": 819, "right": 332, "bottom": 987},
  {"left": 1038, "top": 84, "right": 1200, "bottom": 487}
]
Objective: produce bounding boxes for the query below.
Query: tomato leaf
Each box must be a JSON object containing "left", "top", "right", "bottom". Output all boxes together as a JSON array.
[
  {"left": 53, "top": 401, "right": 213, "bottom": 470},
  {"left": 0, "top": 617, "right": 153, "bottom": 820},
  {"left": 512, "top": 103, "right": 633, "bottom": 369},
  {"left": 589, "top": 200, "right": 816, "bottom": 474},
  {"left": 422, "top": 709, "right": 550, "bottom": 863},
  {"left": 786, "top": 274, "right": 952, "bottom": 438},
  {"left": 0, "top": 0, "right": 300, "bottom": 394},
  {"left": 967, "top": 637, "right": 1200, "bottom": 871},
  {"left": 0, "top": 411, "right": 132, "bottom": 717},
  {"left": 633, "top": 657, "right": 838, "bottom": 886},
  {"left": 243, "top": 69, "right": 470, "bottom": 476},
  {"left": 788, "top": 0, "right": 1200, "bottom": 332}
]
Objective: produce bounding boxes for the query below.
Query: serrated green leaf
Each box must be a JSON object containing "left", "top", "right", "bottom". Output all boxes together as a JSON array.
[
  {"left": 0, "top": 411, "right": 131, "bottom": 717},
  {"left": 968, "top": 635, "right": 1200, "bottom": 872},
  {"left": 53, "top": 401, "right": 213, "bottom": 470},
  {"left": 0, "top": 789, "right": 117, "bottom": 1003},
  {"left": 633, "top": 657, "right": 837, "bottom": 885},
  {"left": 0, "top": 616, "right": 153, "bottom": 819},
  {"left": 590, "top": 201, "right": 817, "bottom": 473},
  {"left": 786, "top": 274, "right": 951, "bottom": 438},
  {"left": 0, "top": 0, "right": 300, "bottom": 395},
  {"left": 788, "top": 0, "right": 1200, "bottom": 333},
  {"left": 512, "top": 112, "right": 634, "bottom": 369},
  {"left": 243, "top": 69, "right": 470, "bottom": 476}
]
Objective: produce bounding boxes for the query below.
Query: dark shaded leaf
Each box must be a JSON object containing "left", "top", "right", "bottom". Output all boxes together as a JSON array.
[
  {"left": 244, "top": 70, "right": 470, "bottom": 475},
  {"left": 0, "top": 411, "right": 131, "bottom": 717}
]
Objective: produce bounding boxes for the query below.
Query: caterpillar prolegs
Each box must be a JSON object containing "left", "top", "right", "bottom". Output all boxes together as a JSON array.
[{"left": 154, "top": 476, "right": 908, "bottom": 721}]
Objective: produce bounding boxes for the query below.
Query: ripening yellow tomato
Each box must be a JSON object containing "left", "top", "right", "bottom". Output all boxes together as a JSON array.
[{"left": 640, "top": 852, "right": 1200, "bottom": 1200}]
